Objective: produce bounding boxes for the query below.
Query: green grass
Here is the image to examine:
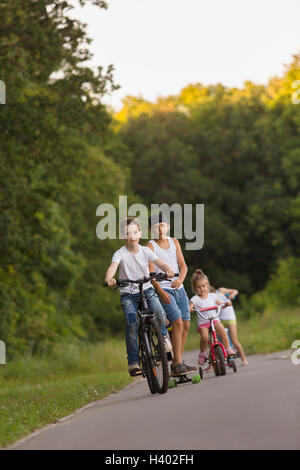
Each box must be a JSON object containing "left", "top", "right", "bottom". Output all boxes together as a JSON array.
[
  {"left": 237, "top": 308, "right": 300, "bottom": 354},
  {"left": 0, "top": 339, "right": 132, "bottom": 448},
  {"left": 1, "top": 307, "right": 300, "bottom": 448}
]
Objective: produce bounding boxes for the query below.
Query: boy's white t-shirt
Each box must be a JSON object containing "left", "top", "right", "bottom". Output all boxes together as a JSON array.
[
  {"left": 190, "top": 293, "right": 219, "bottom": 326},
  {"left": 215, "top": 289, "right": 236, "bottom": 321},
  {"left": 112, "top": 245, "right": 158, "bottom": 294}
]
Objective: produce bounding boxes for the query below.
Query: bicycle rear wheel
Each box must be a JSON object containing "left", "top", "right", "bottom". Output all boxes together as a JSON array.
[{"left": 146, "top": 317, "right": 169, "bottom": 394}]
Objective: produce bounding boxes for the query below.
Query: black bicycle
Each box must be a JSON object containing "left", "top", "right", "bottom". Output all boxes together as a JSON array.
[{"left": 104, "top": 272, "right": 178, "bottom": 394}]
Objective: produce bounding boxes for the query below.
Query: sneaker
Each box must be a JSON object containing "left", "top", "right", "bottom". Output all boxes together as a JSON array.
[
  {"left": 226, "top": 348, "right": 236, "bottom": 357},
  {"left": 198, "top": 352, "right": 207, "bottom": 366},
  {"left": 171, "top": 363, "right": 188, "bottom": 377},
  {"left": 128, "top": 364, "right": 142, "bottom": 377},
  {"left": 183, "top": 361, "right": 197, "bottom": 372},
  {"left": 164, "top": 335, "right": 172, "bottom": 353}
]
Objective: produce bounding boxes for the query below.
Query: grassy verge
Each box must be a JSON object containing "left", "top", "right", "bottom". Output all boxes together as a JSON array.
[
  {"left": 0, "top": 339, "right": 132, "bottom": 448},
  {"left": 236, "top": 308, "right": 300, "bottom": 354},
  {"left": 185, "top": 307, "right": 300, "bottom": 355}
]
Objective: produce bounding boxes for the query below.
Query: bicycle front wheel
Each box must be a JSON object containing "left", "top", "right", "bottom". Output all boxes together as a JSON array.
[
  {"left": 214, "top": 345, "right": 226, "bottom": 376},
  {"left": 146, "top": 317, "right": 169, "bottom": 394},
  {"left": 140, "top": 346, "right": 157, "bottom": 394}
]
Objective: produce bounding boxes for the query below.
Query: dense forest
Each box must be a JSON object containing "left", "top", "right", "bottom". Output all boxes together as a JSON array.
[{"left": 0, "top": 0, "right": 299, "bottom": 356}]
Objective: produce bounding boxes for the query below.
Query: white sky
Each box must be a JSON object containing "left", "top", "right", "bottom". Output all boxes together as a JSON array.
[{"left": 70, "top": 0, "right": 300, "bottom": 110}]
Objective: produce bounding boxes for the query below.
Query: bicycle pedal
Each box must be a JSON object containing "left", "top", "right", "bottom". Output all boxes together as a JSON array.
[
  {"left": 129, "top": 367, "right": 143, "bottom": 377},
  {"left": 132, "top": 371, "right": 143, "bottom": 377}
]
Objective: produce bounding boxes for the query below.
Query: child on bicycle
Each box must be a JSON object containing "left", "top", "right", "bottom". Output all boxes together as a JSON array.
[
  {"left": 147, "top": 212, "right": 196, "bottom": 377},
  {"left": 213, "top": 286, "right": 248, "bottom": 366},
  {"left": 104, "top": 217, "right": 174, "bottom": 377},
  {"left": 189, "top": 269, "right": 235, "bottom": 366}
]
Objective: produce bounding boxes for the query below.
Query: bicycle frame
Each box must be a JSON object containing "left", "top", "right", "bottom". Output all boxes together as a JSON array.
[
  {"left": 137, "top": 283, "right": 156, "bottom": 360},
  {"left": 194, "top": 304, "right": 237, "bottom": 376},
  {"left": 194, "top": 304, "right": 228, "bottom": 362},
  {"left": 207, "top": 317, "right": 227, "bottom": 361}
]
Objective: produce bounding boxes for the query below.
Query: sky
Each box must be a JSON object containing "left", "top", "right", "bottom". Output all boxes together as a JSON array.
[{"left": 70, "top": 0, "right": 300, "bottom": 110}]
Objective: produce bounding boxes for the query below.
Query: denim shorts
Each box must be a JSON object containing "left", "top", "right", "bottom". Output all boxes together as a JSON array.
[{"left": 159, "top": 286, "right": 191, "bottom": 323}]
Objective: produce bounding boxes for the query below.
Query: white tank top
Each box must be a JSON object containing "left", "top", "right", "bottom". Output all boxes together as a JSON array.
[
  {"left": 148, "top": 237, "right": 182, "bottom": 290},
  {"left": 215, "top": 289, "right": 236, "bottom": 321}
]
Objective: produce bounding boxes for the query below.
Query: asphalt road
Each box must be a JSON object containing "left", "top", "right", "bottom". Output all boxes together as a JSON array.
[{"left": 11, "top": 350, "right": 300, "bottom": 450}]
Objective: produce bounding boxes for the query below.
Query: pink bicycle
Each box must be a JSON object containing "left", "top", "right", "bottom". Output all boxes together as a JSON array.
[{"left": 193, "top": 304, "right": 237, "bottom": 378}]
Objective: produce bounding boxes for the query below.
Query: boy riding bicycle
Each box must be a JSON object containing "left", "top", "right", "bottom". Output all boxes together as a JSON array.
[{"left": 104, "top": 217, "right": 174, "bottom": 377}]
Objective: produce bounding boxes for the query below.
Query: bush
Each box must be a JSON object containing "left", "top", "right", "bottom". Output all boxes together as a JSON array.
[{"left": 238, "top": 257, "right": 300, "bottom": 319}]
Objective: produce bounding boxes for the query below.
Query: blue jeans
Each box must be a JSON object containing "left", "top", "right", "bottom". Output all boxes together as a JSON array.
[
  {"left": 120, "top": 287, "right": 167, "bottom": 366},
  {"left": 159, "top": 287, "right": 191, "bottom": 323}
]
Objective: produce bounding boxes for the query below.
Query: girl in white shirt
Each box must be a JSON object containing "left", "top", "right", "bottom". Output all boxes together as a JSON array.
[
  {"left": 214, "top": 287, "right": 248, "bottom": 366},
  {"left": 189, "top": 269, "right": 235, "bottom": 366}
]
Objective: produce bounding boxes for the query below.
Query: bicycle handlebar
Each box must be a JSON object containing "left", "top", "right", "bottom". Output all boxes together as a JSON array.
[
  {"left": 103, "top": 272, "right": 179, "bottom": 288},
  {"left": 193, "top": 303, "right": 228, "bottom": 321}
]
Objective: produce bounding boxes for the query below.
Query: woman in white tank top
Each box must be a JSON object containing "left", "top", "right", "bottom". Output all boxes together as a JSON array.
[
  {"left": 148, "top": 237, "right": 182, "bottom": 291},
  {"left": 147, "top": 214, "right": 196, "bottom": 376},
  {"left": 213, "top": 286, "right": 248, "bottom": 365}
]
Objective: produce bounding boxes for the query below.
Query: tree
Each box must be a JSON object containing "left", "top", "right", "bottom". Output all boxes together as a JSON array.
[{"left": 0, "top": 0, "right": 129, "bottom": 354}]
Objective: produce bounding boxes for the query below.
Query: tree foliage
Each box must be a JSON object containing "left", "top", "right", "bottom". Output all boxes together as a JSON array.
[
  {"left": 117, "top": 56, "right": 300, "bottom": 295},
  {"left": 0, "top": 0, "right": 127, "bottom": 355}
]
